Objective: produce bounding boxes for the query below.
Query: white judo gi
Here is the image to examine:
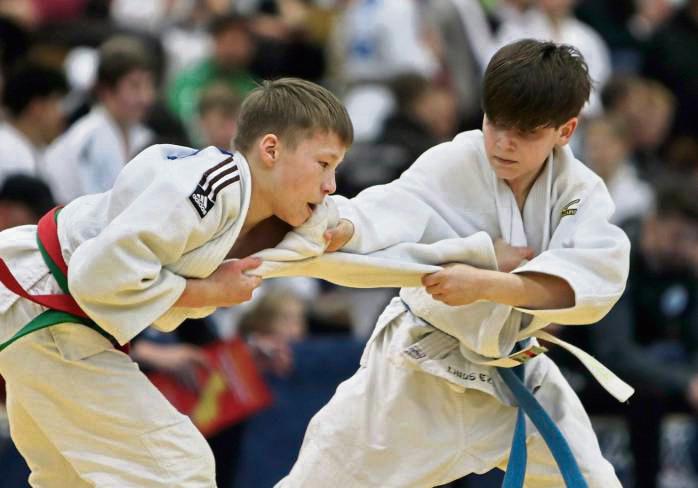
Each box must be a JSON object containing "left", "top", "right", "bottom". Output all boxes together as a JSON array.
[
  {"left": 275, "top": 130, "right": 631, "bottom": 487},
  {"left": 0, "top": 144, "right": 251, "bottom": 487},
  {"left": 43, "top": 106, "right": 152, "bottom": 203}
]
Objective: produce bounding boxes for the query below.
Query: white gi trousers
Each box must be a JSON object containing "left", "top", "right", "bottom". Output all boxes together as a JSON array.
[
  {"left": 0, "top": 274, "right": 216, "bottom": 488},
  {"left": 276, "top": 312, "right": 621, "bottom": 488}
]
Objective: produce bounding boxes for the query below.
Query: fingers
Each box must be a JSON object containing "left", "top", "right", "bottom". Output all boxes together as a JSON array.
[
  {"left": 517, "top": 246, "right": 535, "bottom": 260},
  {"left": 236, "top": 256, "right": 263, "bottom": 271},
  {"left": 324, "top": 219, "right": 354, "bottom": 252},
  {"left": 248, "top": 275, "right": 263, "bottom": 289},
  {"left": 323, "top": 229, "right": 337, "bottom": 250},
  {"left": 421, "top": 271, "right": 441, "bottom": 287}
]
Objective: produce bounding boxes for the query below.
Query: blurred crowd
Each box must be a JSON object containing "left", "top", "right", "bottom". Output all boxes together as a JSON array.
[{"left": 0, "top": 0, "right": 696, "bottom": 487}]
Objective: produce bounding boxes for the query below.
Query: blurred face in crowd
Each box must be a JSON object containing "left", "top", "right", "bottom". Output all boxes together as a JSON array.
[
  {"left": 642, "top": 213, "right": 698, "bottom": 272},
  {"left": 413, "top": 87, "right": 458, "bottom": 142},
  {"left": 199, "top": 108, "right": 238, "bottom": 150},
  {"left": 538, "top": 0, "right": 575, "bottom": 18},
  {"left": 634, "top": 90, "right": 674, "bottom": 151},
  {"left": 32, "top": 94, "right": 66, "bottom": 145},
  {"left": 482, "top": 115, "right": 577, "bottom": 192},
  {"left": 584, "top": 119, "right": 630, "bottom": 182},
  {"left": 214, "top": 25, "right": 255, "bottom": 71},
  {"left": 0, "top": 202, "right": 37, "bottom": 231},
  {"left": 101, "top": 68, "right": 155, "bottom": 127},
  {"left": 269, "top": 295, "right": 308, "bottom": 343}
]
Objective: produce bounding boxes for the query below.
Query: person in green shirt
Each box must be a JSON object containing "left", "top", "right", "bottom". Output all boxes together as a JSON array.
[{"left": 168, "top": 13, "right": 258, "bottom": 142}]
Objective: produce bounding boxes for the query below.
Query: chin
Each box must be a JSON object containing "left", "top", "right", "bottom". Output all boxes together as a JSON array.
[
  {"left": 492, "top": 168, "right": 516, "bottom": 180},
  {"left": 283, "top": 214, "right": 307, "bottom": 227}
]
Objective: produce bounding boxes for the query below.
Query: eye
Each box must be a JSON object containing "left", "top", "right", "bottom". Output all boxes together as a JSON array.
[{"left": 318, "top": 161, "right": 329, "bottom": 169}]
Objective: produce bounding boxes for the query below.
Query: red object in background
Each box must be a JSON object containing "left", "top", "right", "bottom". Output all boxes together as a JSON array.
[
  {"left": 148, "top": 339, "right": 272, "bottom": 438},
  {"left": 31, "top": 0, "right": 88, "bottom": 24}
]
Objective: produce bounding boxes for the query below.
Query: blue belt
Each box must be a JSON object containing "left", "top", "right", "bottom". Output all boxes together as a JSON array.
[
  {"left": 498, "top": 354, "right": 588, "bottom": 487},
  {"left": 398, "top": 300, "right": 587, "bottom": 486}
]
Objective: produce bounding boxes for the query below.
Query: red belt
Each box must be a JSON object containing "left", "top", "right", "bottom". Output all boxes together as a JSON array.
[{"left": 0, "top": 207, "right": 128, "bottom": 353}]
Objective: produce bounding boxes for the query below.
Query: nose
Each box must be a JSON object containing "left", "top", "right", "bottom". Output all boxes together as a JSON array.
[
  {"left": 321, "top": 173, "right": 336, "bottom": 195},
  {"left": 495, "top": 130, "right": 515, "bottom": 152}
]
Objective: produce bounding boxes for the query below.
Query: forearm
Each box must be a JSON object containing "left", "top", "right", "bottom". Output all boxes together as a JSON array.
[
  {"left": 173, "top": 279, "right": 212, "bottom": 309},
  {"left": 481, "top": 271, "right": 575, "bottom": 310}
]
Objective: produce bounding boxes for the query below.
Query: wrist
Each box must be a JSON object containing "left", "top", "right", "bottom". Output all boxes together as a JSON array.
[
  {"left": 175, "top": 278, "right": 212, "bottom": 308},
  {"left": 479, "top": 270, "right": 526, "bottom": 306}
]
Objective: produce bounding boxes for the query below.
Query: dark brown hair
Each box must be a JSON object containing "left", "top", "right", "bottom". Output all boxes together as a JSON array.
[
  {"left": 482, "top": 39, "right": 592, "bottom": 131},
  {"left": 97, "top": 36, "right": 153, "bottom": 89}
]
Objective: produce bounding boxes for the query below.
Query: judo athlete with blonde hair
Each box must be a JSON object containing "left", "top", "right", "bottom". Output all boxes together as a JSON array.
[
  {"left": 276, "top": 40, "right": 632, "bottom": 487},
  {"left": 0, "top": 77, "right": 352, "bottom": 487}
]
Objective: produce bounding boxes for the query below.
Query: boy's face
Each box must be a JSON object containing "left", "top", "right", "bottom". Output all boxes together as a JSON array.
[
  {"left": 584, "top": 120, "right": 629, "bottom": 178},
  {"left": 267, "top": 130, "right": 346, "bottom": 227},
  {"left": 102, "top": 69, "right": 155, "bottom": 126},
  {"left": 33, "top": 94, "right": 66, "bottom": 145},
  {"left": 270, "top": 296, "right": 307, "bottom": 343},
  {"left": 482, "top": 115, "right": 577, "bottom": 186},
  {"left": 200, "top": 108, "right": 237, "bottom": 149}
]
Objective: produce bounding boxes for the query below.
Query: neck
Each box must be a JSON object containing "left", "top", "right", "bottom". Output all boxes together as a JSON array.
[
  {"left": 545, "top": 11, "right": 566, "bottom": 32},
  {"left": 506, "top": 163, "right": 546, "bottom": 212},
  {"left": 241, "top": 152, "right": 274, "bottom": 234},
  {"left": 101, "top": 104, "right": 134, "bottom": 154},
  {"left": 12, "top": 117, "right": 44, "bottom": 147}
]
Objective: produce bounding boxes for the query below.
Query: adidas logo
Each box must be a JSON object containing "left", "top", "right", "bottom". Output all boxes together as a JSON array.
[
  {"left": 189, "top": 188, "right": 213, "bottom": 217},
  {"left": 188, "top": 154, "right": 241, "bottom": 218},
  {"left": 192, "top": 192, "right": 209, "bottom": 213}
]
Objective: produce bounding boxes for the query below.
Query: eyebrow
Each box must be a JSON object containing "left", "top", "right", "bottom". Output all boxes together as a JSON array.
[{"left": 317, "top": 150, "right": 343, "bottom": 161}]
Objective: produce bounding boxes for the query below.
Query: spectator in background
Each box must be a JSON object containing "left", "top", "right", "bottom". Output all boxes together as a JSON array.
[
  {"left": 493, "top": 0, "right": 612, "bottom": 116},
  {"left": 643, "top": 0, "right": 698, "bottom": 141},
  {"left": 339, "top": 73, "right": 459, "bottom": 198},
  {"left": 43, "top": 35, "right": 156, "bottom": 203},
  {"left": 601, "top": 75, "right": 675, "bottom": 177},
  {"left": 245, "top": 0, "right": 328, "bottom": 83},
  {"left": 329, "top": 0, "right": 439, "bottom": 141},
  {"left": 378, "top": 74, "right": 459, "bottom": 162},
  {"left": 239, "top": 288, "right": 309, "bottom": 378},
  {"left": 583, "top": 115, "right": 654, "bottom": 224},
  {"left": 0, "top": 174, "right": 55, "bottom": 231},
  {"left": 167, "top": 13, "right": 257, "bottom": 132},
  {"left": 420, "top": 0, "right": 489, "bottom": 128},
  {"left": 574, "top": 0, "right": 675, "bottom": 72},
  {"left": 0, "top": 62, "right": 68, "bottom": 184},
  {"left": 195, "top": 82, "right": 241, "bottom": 150}
]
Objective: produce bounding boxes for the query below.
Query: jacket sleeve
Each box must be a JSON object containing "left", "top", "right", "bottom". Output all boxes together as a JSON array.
[
  {"left": 68, "top": 146, "right": 243, "bottom": 344},
  {"left": 335, "top": 138, "right": 497, "bottom": 267},
  {"left": 513, "top": 180, "right": 631, "bottom": 325}
]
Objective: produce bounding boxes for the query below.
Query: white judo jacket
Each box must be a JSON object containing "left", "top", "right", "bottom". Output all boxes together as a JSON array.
[
  {"left": 339, "top": 130, "right": 631, "bottom": 402},
  {"left": 0, "top": 144, "right": 249, "bottom": 346}
]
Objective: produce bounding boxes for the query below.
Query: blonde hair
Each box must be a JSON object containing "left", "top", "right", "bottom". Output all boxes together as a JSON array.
[
  {"left": 238, "top": 289, "right": 304, "bottom": 336},
  {"left": 234, "top": 78, "right": 353, "bottom": 153}
]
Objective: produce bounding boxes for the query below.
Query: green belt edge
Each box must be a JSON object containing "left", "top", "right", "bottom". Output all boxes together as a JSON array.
[{"left": 0, "top": 211, "right": 120, "bottom": 353}]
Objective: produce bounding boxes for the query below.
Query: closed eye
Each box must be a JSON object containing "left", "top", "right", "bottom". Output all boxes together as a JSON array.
[{"left": 318, "top": 161, "right": 329, "bottom": 169}]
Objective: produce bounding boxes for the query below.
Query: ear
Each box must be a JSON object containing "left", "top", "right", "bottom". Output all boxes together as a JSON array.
[
  {"left": 556, "top": 117, "right": 578, "bottom": 145},
  {"left": 258, "top": 133, "right": 280, "bottom": 168}
]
